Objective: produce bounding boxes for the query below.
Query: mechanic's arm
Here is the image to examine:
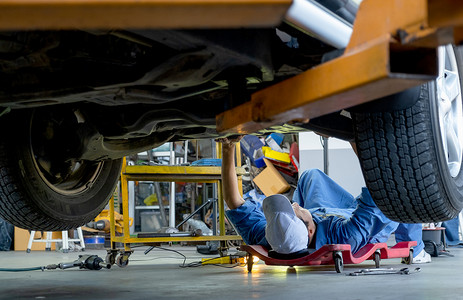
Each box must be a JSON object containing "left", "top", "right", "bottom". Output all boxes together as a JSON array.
[
  {"left": 219, "top": 137, "right": 268, "bottom": 246},
  {"left": 219, "top": 137, "right": 245, "bottom": 209}
]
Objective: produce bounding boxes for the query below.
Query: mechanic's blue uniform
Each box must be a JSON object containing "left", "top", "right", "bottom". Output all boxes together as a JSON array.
[
  {"left": 227, "top": 169, "right": 425, "bottom": 257},
  {"left": 442, "top": 217, "right": 462, "bottom": 246}
]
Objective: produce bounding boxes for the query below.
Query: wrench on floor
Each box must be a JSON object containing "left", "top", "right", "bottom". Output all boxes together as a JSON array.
[{"left": 348, "top": 267, "right": 421, "bottom": 276}]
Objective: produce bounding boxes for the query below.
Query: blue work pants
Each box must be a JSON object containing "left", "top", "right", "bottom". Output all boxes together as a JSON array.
[{"left": 292, "top": 169, "right": 424, "bottom": 257}]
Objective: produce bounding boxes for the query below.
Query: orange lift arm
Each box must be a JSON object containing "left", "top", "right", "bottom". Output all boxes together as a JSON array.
[
  {"left": 0, "top": 0, "right": 291, "bottom": 30},
  {"left": 217, "top": 0, "right": 463, "bottom": 134}
]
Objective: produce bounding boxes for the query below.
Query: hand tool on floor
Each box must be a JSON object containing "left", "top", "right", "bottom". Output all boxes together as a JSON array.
[
  {"left": 348, "top": 267, "right": 421, "bottom": 276},
  {"left": 46, "top": 255, "right": 111, "bottom": 270}
]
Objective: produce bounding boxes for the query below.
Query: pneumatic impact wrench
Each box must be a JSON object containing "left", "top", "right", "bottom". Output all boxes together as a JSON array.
[{"left": 46, "top": 255, "right": 111, "bottom": 270}]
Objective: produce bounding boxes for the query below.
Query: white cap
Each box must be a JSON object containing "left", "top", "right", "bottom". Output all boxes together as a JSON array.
[{"left": 263, "top": 194, "right": 309, "bottom": 254}]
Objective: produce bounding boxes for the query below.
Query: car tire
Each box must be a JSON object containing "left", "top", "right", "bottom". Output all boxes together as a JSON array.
[
  {"left": 354, "top": 45, "right": 463, "bottom": 223},
  {"left": 0, "top": 109, "right": 122, "bottom": 231}
]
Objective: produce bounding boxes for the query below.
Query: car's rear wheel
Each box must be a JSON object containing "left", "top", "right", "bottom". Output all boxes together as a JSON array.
[
  {"left": 354, "top": 45, "right": 463, "bottom": 222},
  {"left": 0, "top": 108, "right": 122, "bottom": 230}
]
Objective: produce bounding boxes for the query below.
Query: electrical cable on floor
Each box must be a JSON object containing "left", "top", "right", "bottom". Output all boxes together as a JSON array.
[
  {"left": 2, "top": 247, "right": 245, "bottom": 272},
  {"left": 130, "top": 256, "right": 186, "bottom": 262},
  {"left": 180, "top": 256, "right": 243, "bottom": 268},
  {"left": 199, "top": 255, "right": 246, "bottom": 268},
  {"left": 144, "top": 245, "right": 245, "bottom": 268},
  {"left": 144, "top": 245, "right": 187, "bottom": 267}
]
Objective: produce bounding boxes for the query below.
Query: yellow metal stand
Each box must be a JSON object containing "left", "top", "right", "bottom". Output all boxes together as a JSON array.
[{"left": 107, "top": 143, "right": 244, "bottom": 267}]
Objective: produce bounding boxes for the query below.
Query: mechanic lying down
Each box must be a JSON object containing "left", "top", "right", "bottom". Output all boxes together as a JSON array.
[{"left": 219, "top": 137, "right": 431, "bottom": 264}]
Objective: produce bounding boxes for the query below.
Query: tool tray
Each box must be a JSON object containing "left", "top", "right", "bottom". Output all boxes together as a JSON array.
[{"left": 241, "top": 241, "right": 417, "bottom": 273}]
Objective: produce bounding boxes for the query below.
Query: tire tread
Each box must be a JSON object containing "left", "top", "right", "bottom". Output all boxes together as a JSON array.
[{"left": 354, "top": 84, "right": 457, "bottom": 222}]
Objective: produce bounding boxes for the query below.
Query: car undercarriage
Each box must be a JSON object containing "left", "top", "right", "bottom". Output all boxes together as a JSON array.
[{"left": 1, "top": 0, "right": 463, "bottom": 230}]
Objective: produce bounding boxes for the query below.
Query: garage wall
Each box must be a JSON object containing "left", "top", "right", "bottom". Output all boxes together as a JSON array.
[{"left": 298, "top": 132, "right": 365, "bottom": 196}]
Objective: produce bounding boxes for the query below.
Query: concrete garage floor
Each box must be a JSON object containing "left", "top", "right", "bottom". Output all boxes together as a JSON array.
[{"left": 0, "top": 244, "right": 462, "bottom": 300}]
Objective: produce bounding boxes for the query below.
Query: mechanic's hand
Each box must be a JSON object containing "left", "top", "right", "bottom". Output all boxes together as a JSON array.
[
  {"left": 216, "top": 136, "right": 243, "bottom": 150},
  {"left": 291, "top": 202, "right": 304, "bottom": 219},
  {"left": 292, "top": 202, "right": 312, "bottom": 224}
]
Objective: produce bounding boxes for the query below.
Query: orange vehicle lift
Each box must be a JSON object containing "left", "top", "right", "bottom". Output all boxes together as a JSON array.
[{"left": 216, "top": 0, "right": 463, "bottom": 134}]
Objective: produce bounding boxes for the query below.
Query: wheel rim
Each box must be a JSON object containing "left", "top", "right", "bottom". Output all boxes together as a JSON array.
[
  {"left": 30, "top": 110, "right": 104, "bottom": 196},
  {"left": 436, "top": 45, "right": 463, "bottom": 178}
]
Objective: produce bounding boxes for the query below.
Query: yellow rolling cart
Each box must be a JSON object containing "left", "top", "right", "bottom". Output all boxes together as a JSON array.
[{"left": 107, "top": 143, "right": 244, "bottom": 267}]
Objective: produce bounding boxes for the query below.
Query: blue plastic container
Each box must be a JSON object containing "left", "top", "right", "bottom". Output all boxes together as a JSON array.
[
  {"left": 240, "top": 135, "right": 264, "bottom": 166},
  {"left": 267, "top": 133, "right": 284, "bottom": 146}
]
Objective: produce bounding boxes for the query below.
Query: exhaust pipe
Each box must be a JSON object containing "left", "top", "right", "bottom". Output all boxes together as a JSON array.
[{"left": 284, "top": 0, "right": 353, "bottom": 49}]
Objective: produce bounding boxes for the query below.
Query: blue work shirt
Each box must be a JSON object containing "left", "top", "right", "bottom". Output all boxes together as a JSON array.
[{"left": 226, "top": 199, "right": 271, "bottom": 250}]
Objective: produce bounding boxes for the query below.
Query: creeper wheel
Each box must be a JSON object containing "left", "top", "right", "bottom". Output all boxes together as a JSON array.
[
  {"left": 333, "top": 251, "right": 343, "bottom": 273},
  {"left": 247, "top": 254, "right": 254, "bottom": 272}
]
